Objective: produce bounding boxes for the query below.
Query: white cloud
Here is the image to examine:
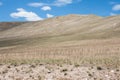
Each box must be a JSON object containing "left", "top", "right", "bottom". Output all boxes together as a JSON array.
[
  {"left": 0, "top": 2, "right": 2, "bottom": 6},
  {"left": 112, "top": 4, "right": 120, "bottom": 11},
  {"left": 28, "top": 2, "right": 46, "bottom": 7},
  {"left": 110, "top": 2, "right": 117, "bottom": 5},
  {"left": 41, "top": 6, "right": 51, "bottom": 11},
  {"left": 46, "top": 14, "right": 54, "bottom": 18},
  {"left": 53, "top": 0, "right": 73, "bottom": 6},
  {"left": 110, "top": 13, "right": 117, "bottom": 16},
  {"left": 10, "top": 8, "right": 43, "bottom": 21},
  {"left": 28, "top": 0, "right": 80, "bottom": 7}
]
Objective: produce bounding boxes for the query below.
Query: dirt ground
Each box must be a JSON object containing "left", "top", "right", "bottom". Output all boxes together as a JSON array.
[{"left": 0, "top": 64, "right": 120, "bottom": 80}]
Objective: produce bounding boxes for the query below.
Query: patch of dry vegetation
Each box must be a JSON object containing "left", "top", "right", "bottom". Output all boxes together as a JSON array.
[{"left": 0, "top": 38, "right": 120, "bottom": 68}]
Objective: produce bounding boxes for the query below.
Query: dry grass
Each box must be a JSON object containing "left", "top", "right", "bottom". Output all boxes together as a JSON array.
[{"left": 0, "top": 38, "right": 120, "bottom": 68}]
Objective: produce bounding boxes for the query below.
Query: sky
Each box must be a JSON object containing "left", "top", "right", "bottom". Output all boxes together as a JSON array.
[{"left": 0, "top": 0, "right": 120, "bottom": 22}]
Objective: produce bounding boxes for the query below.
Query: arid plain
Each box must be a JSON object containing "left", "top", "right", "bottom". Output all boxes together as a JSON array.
[{"left": 0, "top": 14, "right": 120, "bottom": 80}]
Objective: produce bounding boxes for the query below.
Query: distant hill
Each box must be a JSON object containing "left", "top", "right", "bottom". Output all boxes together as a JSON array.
[
  {"left": 0, "top": 22, "right": 27, "bottom": 31},
  {"left": 0, "top": 14, "right": 120, "bottom": 47}
]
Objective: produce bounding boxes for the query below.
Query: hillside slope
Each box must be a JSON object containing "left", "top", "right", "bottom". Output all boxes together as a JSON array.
[
  {"left": 0, "top": 15, "right": 102, "bottom": 39},
  {"left": 0, "top": 22, "right": 27, "bottom": 31},
  {"left": 0, "top": 14, "right": 120, "bottom": 47}
]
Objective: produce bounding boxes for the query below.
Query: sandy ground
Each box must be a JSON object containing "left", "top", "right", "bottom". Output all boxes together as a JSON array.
[{"left": 0, "top": 64, "right": 120, "bottom": 80}]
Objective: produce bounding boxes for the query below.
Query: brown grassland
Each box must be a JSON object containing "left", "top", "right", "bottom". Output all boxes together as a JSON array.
[{"left": 0, "top": 38, "right": 120, "bottom": 68}]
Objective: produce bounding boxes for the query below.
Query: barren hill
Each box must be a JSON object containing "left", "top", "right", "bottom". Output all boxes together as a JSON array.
[
  {"left": 0, "top": 22, "right": 27, "bottom": 31},
  {"left": 0, "top": 14, "right": 120, "bottom": 47}
]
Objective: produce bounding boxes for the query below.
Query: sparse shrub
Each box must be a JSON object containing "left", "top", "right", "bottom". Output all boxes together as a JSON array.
[
  {"left": 15, "top": 68, "right": 19, "bottom": 72},
  {"left": 91, "top": 66, "right": 94, "bottom": 69},
  {"left": 15, "top": 78, "right": 22, "bottom": 80},
  {"left": 10, "top": 61, "right": 18, "bottom": 66},
  {"left": 64, "top": 73, "right": 67, "bottom": 76},
  {"left": 7, "top": 65, "right": 11, "bottom": 68},
  {"left": 88, "top": 73, "right": 93, "bottom": 77},
  {"left": 2, "top": 70, "right": 8, "bottom": 74},
  {"left": 74, "top": 64, "right": 80, "bottom": 67},
  {"left": 30, "top": 64, "right": 36, "bottom": 68},
  {"left": 39, "top": 63, "right": 44, "bottom": 66},
  {"left": 94, "top": 78, "right": 97, "bottom": 80},
  {"left": 48, "top": 71, "right": 51, "bottom": 74},
  {"left": 38, "top": 76, "right": 42, "bottom": 80},
  {"left": 61, "top": 69, "right": 68, "bottom": 72},
  {"left": 116, "top": 69, "right": 119, "bottom": 72},
  {"left": 97, "top": 66, "right": 102, "bottom": 70}
]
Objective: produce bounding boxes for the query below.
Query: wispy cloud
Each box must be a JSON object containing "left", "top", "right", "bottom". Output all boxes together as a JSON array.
[
  {"left": 53, "top": 0, "right": 73, "bottom": 7},
  {"left": 112, "top": 4, "right": 120, "bottom": 11},
  {"left": 10, "top": 8, "right": 43, "bottom": 21},
  {"left": 110, "top": 12, "right": 117, "bottom": 16},
  {"left": 28, "top": 2, "right": 46, "bottom": 7},
  {"left": 0, "top": 2, "right": 3, "bottom": 6},
  {"left": 41, "top": 6, "right": 51, "bottom": 11},
  {"left": 28, "top": 0, "right": 80, "bottom": 7},
  {"left": 46, "top": 13, "right": 54, "bottom": 18},
  {"left": 110, "top": 2, "right": 117, "bottom": 5}
]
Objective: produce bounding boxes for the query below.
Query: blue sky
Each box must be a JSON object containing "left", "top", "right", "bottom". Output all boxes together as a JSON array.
[{"left": 0, "top": 0, "right": 120, "bottom": 22}]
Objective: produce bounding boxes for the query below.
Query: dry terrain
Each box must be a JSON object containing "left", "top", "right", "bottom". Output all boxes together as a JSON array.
[
  {"left": 0, "top": 64, "right": 120, "bottom": 80},
  {"left": 0, "top": 14, "right": 120, "bottom": 80}
]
